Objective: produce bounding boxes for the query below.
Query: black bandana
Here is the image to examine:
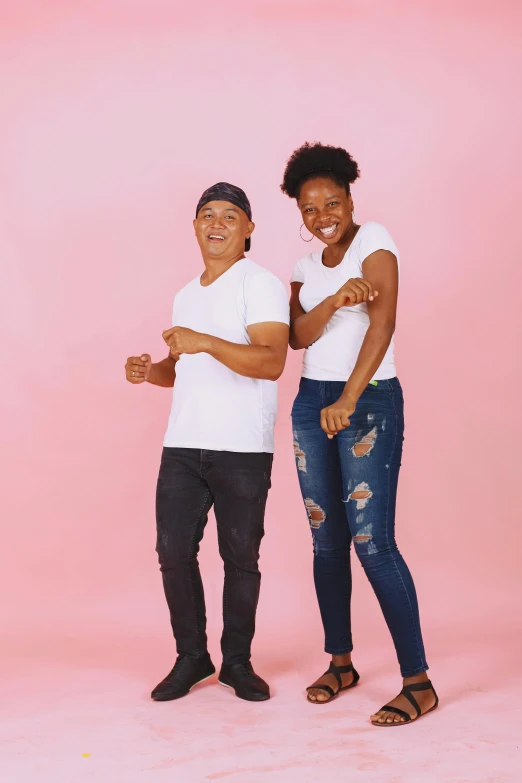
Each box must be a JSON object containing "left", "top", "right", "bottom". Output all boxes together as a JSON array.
[{"left": 196, "top": 182, "right": 252, "bottom": 252}]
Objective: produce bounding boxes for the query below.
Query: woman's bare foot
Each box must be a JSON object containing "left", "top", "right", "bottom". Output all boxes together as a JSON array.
[
  {"left": 370, "top": 672, "right": 437, "bottom": 725},
  {"left": 307, "top": 654, "right": 356, "bottom": 703}
]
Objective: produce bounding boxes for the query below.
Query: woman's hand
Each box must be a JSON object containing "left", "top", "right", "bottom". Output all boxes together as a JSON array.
[
  {"left": 320, "top": 396, "right": 356, "bottom": 438},
  {"left": 331, "top": 277, "right": 378, "bottom": 310}
]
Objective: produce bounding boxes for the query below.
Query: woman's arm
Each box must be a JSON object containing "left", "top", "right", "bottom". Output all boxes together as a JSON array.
[
  {"left": 289, "top": 279, "right": 378, "bottom": 350},
  {"left": 320, "top": 249, "right": 399, "bottom": 437},
  {"left": 289, "top": 283, "right": 337, "bottom": 350}
]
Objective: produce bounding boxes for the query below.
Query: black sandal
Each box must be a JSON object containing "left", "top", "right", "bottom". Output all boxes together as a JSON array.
[
  {"left": 372, "top": 680, "right": 439, "bottom": 726},
  {"left": 306, "top": 662, "right": 360, "bottom": 704}
]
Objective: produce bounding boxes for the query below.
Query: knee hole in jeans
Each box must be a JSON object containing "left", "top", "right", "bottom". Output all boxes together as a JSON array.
[
  {"left": 343, "top": 481, "right": 373, "bottom": 509},
  {"left": 304, "top": 498, "right": 326, "bottom": 529}
]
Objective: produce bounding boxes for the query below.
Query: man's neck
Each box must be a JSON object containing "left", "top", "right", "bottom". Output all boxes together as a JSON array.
[{"left": 200, "top": 251, "right": 245, "bottom": 286}]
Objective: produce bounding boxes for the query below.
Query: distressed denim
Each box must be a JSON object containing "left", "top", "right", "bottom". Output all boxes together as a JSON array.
[
  {"left": 292, "top": 377, "right": 428, "bottom": 677},
  {"left": 156, "top": 448, "right": 272, "bottom": 666}
]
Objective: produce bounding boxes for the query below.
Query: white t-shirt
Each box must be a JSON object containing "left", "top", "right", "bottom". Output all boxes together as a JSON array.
[
  {"left": 163, "top": 258, "right": 289, "bottom": 453},
  {"left": 290, "top": 222, "right": 399, "bottom": 382}
]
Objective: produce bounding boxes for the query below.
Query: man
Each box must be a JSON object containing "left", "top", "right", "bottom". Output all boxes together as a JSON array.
[{"left": 125, "top": 183, "right": 289, "bottom": 702}]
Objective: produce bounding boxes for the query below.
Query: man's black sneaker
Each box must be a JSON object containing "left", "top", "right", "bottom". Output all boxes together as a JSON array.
[
  {"left": 218, "top": 662, "right": 270, "bottom": 702},
  {"left": 151, "top": 653, "right": 216, "bottom": 701}
]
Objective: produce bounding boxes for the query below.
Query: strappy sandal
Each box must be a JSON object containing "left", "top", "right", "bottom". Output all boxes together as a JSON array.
[
  {"left": 372, "top": 680, "right": 439, "bottom": 726},
  {"left": 306, "top": 662, "right": 360, "bottom": 704}
]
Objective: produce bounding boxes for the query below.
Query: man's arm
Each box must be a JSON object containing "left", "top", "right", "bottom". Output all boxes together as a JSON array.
[
  {"left": 162, "top": 323, "right": 289, "bottom": 382},
  {"left": 125, "top": 353, "right": 177, "bottom": 387},
  {"left": 206, "top": 322, "right": 289, "bottom": 381}
]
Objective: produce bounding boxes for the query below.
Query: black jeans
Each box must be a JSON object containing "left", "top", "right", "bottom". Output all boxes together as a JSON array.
[{"left": 156, "top": 447, "right": 273, "bottom": 666}]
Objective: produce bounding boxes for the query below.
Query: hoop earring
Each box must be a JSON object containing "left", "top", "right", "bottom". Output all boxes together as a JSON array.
[{"left": 300, "top": 223, "right": 314, "bottom": 242}]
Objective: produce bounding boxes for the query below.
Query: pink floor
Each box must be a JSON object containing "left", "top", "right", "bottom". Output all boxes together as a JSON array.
[{"left": 2, "top": 629, "right": 520, "bottom": 782}]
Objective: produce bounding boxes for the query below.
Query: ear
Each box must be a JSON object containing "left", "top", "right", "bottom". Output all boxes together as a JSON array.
[
  {"left": 193, "top": 218, "right": 197, "bottom": 233},
  {"left": 246, "top": 220, "right": 255, "bottom": 239},
  {"left": 348, "top": 194, "right": 354, "bottom": 213}
]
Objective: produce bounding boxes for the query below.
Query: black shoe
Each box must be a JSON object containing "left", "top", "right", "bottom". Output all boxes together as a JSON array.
[
  {"left": 151, "top": 653, "right": 215, "bottom": 701},
  {"left": 218, "top": 662, "right": 270, "bottom": 702}
]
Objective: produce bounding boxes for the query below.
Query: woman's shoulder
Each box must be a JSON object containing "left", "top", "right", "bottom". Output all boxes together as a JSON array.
[
  {"left": 290, "top": 251, "right": 321, "bottom": 283},
  {"left": 355, "top": 222, "right": 399, "bottom": 260},
  {"left": 357, "top": 221, "right": 393, "bottom": 238}
]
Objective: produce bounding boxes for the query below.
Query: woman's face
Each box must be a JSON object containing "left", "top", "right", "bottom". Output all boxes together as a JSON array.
[{"left": 298, "top": 176, "right": 354, "bottom": 245}]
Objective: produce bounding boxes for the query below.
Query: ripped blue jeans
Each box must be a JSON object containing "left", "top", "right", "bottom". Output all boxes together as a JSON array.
[{"left": 292, "top": 377, "right": 428, "bottom": 677}]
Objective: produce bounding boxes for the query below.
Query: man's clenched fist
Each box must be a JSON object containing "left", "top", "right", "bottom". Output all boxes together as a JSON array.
[
  {"left": 125, "top": 354, "right": 152, "bottom": 384},
  {"left": 162, "top": 327, "right": 210, "bottom": 358}
]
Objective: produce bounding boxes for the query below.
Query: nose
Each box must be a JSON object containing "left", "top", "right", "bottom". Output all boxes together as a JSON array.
[
  {"left": 210, "top": 215, "right": 226, "bottom": 229},
  {"left": 313, "top": 206, "right": 330, "bottom": 220}
]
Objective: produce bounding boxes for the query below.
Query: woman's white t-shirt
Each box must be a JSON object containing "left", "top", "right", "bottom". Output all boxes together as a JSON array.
[
  {"left": 290, "top": 222, "right": 399, "bottom": 382},
  {"left": 164, "top": 258, "right": 289, "bottom": 453}
]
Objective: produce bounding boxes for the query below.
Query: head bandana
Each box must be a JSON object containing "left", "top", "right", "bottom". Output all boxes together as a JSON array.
[{"left": 196, "top": 182, "right": 252, "bottom": 252}]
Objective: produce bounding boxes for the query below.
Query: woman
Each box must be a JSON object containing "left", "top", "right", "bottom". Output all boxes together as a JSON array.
[{"left": 282, "top": 142, "right": 438, "bottom": 726}]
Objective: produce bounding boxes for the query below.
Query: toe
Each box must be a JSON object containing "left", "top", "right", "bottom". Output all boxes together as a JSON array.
[
  {"left": 371, "top": 707, "right": 409, "bottom": 725},
  {"left": 307, "top": 684, "right": 330, "bottom": 703},
  {"left": 307, "top": 687, "right": 329, "bottom": 702},
  {"left": 371, "top": 710, "right": 398, "bottom": 725}
]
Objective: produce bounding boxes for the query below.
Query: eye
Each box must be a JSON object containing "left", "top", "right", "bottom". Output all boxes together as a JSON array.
[
  {"left": 225, "top": 215, "right": 236, "bottom": 220},
  {"left": 327, "top": 201, "right": 339, "bottom": 207},
  {"left": 304, "top": 207, "right": 315, "bottom": 214}
]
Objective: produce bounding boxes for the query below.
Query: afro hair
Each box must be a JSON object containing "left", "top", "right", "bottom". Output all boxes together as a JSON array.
[{"left": 281, "top": 142, "right": 360, "bottom": 200}]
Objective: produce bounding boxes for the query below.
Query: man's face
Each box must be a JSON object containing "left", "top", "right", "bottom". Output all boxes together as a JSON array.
[{"left": 193, "top": 200, "right": 254, "bottom": 259}]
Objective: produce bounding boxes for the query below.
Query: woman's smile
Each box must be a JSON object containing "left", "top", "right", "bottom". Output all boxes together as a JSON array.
[{"left": 316, "top": 222, "right": 340, "bottom": 239}]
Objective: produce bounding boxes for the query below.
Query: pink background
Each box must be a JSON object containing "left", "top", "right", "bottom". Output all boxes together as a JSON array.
[{"left": 2, "top": 1, "right": 521, "bottom": 781}]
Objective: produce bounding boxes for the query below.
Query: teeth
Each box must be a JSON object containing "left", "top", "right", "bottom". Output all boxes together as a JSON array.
[
  {"left": 209, "top": 235, "right": 224, "bottom": 240},
  {"left": 319, "top": 225, "right": 337, "bottom": 235}
]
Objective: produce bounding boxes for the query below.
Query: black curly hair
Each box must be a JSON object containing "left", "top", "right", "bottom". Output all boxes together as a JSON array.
[{"left": 281, "top": 142, "right": 360, "bottom": 200}]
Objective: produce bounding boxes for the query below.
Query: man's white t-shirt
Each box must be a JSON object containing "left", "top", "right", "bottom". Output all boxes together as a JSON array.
[
  {"left": 291, "top": 222, "right": 399, "bottom": 382},
  {"left": 163, "top": 258, "right": 289, "bottom": 453}
]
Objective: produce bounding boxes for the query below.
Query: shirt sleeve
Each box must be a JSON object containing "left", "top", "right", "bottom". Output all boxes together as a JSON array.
[
  {"left": 358, "top": 223, "right": 399, "bottom": 264},
  {"left": 290, "top": 257, "right": 305, "bottom": 284},
  {"left": 245, "top": 272, "right": 290, "bottom": 327}
]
